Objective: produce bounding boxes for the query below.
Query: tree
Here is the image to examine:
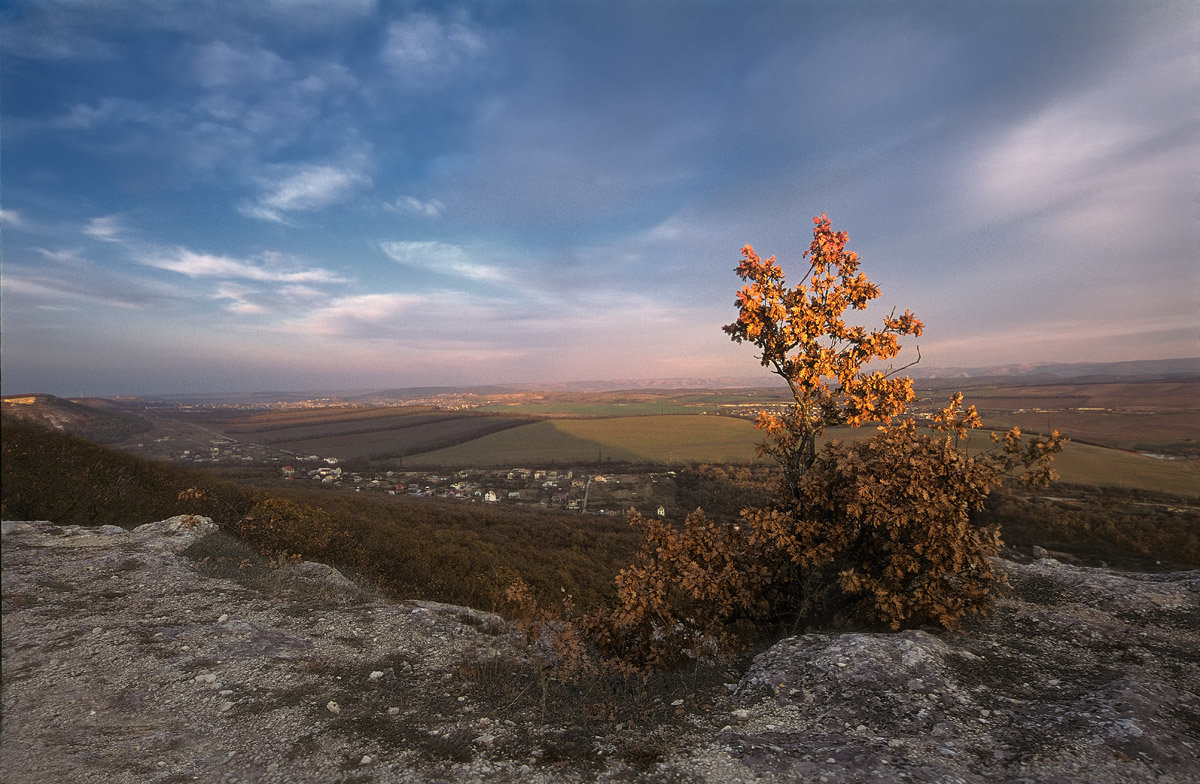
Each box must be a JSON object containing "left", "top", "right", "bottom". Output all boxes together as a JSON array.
[
  {"left": 723, "top": 214, "right": 924, "bottom": 498},
  {"left": 591, "top": 214, "right": 1064, "bottom": 667}
]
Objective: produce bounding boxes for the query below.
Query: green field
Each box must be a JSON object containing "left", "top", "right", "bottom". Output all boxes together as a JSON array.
[
  {"left": 407, "top": 415, "right": 768, "bottom": 466},
  {"left": 1044, "top": 440, "right": 1199, "bottom": 496}
]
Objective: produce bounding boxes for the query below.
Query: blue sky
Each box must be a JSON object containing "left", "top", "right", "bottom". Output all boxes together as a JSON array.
[{"left": 2, "top": 0, "right": 1196, "bottom": 396}]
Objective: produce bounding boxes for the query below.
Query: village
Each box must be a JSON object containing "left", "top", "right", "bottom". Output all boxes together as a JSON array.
[
  {"left": 289, "top": 463, "right": 677, "bottom": 517},
  {"left": 150, "top": 433, "right": 677, "bottom": 517}
]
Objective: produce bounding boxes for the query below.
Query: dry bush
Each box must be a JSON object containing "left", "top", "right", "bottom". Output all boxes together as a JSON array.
[
  {"left": 235, "top": 496, "right": 347, "bottom": 560},
  {"left": 585, "top": 509, "right": 796, "bottom": 671},
  {"left": 751, "top": 397, "right": 1062, "bottom": 630}
]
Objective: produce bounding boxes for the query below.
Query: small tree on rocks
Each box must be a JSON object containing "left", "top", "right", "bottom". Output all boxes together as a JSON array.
[{"left": 595, "top": 214, "right": 1064, "bottom": 667}]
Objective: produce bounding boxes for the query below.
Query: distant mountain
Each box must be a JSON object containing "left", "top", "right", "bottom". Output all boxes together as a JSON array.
[
  {"left": 909, "top": 357, "right": 1200, "bottom": 381},
  {"left": 514, "top": 377, "right": 760, "bottom": 392}
]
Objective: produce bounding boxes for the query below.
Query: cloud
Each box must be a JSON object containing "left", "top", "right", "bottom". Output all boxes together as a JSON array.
[
  {"left": 1, "top": 247, "right": 182, "bottom": 310},
  {"left": 0, "top": 209, "right": 29, "bottom": 230},
  {"left": 83, "top": 215, "right": 125, "bottom": 242},
  {"left": 285, "top": 291, "right": 431, "bottom": 339},
  {"left": 964, "top": 30, "right": 1195, "bottom": 232},
  {"left": 145, "top": 247, "right": 348, "bottom": 284},
  {"left": 381, "top": 11, "right": 488, "bottom": 85},
  {"left": 258, "top": 0, "right": 378, "bottom": 30},
  {"left": 192, "top": 40, "right": 292, "bottom": 89},
  {"left": 380, "top": 240, "right": 505, "bottom": 282},
  {"left": 211, "top": 280, "right": 340, "bottom": 316},
  {"left": 387, "top": 196, "right": 445, "bottom": 218},
  {"left": 240, "top": 162, "right": 371, "bottom": 222},
  {"left": 50, "top": 97, "right": 172, "bottom": 131},
  {"left": 212, "top": 282, "right": 271, "bottom": 315}
]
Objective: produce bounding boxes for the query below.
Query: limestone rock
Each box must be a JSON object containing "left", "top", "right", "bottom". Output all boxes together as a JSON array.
[{"left": 2, "top": 517, "right": 1197, "bottom": 783}]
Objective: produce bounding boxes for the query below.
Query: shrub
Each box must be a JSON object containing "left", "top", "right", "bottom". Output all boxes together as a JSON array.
[
  {"left": 748, "top": 399, "right": 1060, "bottom": 630},
  {"left": 235, "top": 496, "right": 345, "bottom": 561}
]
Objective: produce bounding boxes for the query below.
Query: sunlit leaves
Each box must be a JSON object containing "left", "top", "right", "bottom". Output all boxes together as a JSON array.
[{"left": 723, "top": 214, "right": 923, "bottom": 494}]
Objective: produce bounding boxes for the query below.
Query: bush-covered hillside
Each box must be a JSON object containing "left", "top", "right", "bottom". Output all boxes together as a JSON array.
[{"left": 0, "top": 415, "right": 642, "bottom": 611}]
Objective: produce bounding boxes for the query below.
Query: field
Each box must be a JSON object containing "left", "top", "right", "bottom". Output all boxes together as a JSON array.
[
  {"left": 406, "top": 415, "right": 770, "bottom": 467},
  {"left": 205, "top": 409, "right": 531, "bottom": 462},
  {"left": 407, "top": 415, "right": 1199, "bottom": 497},
  {"left": 914, "top": 378, "right": 1200, "bottom": 455},
  {"left": 473, "top": 389, "right": 790, "bottom": 418},
  {"left": 1033, "top": 439, "right": 1198, "bottom": 496},
  {"left": 10, "top": 374, "right": 1196, "bottom": 498}
]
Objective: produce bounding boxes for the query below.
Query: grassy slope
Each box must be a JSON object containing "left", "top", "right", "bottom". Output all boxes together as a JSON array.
[
  {"left": 1046, "top": 440, "right": 1199, "bottom": 496},
  {"left": 0, "top": 414, "right": 640, "bottom": 611}
]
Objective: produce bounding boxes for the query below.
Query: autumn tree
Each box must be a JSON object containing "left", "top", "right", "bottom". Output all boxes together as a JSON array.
[
  {"left": 723, "top": 214, "right": 923, "bottom": 497},
  {"left": 592, "top": 214, "right": 1064, "bottom": 668}
]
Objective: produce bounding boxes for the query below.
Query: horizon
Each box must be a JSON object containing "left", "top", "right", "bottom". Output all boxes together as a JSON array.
[
  {"left": 2, "top": 1, "right": 1197, "bottom": 398},
  {"left": 5, "top": 355, "right": 1199, "bottom": 401}
]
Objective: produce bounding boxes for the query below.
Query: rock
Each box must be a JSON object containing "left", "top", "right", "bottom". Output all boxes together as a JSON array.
[
  {"left": 2, "top": 517, "right": 1197, "bottom": 783},
  {"left": 270, "top": 559, "right": 365, "bottom": 603},
  {"left": 130, "top": 515, "right": 219, "bottom": 553}
]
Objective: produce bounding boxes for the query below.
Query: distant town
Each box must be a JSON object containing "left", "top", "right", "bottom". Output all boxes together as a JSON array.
[{"left": 154, "top": 433, "right": 676, "bottom": 517}]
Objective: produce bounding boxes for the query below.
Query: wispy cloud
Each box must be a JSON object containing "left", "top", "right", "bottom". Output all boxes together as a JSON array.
[
  {"left": 211, "top": 279, "right": 339, "bottom": 316},
  {"left": 145, "top": 248, "right": 348, "bottom": 284},
  {"left": 2, "top": 247, "right": 182, "bottom": 310},
  {"left": 380, "top": 240, "right": 505, "bottom": 282},
  {"left": 381, "top": 10, "right": 488, "bottom": 85},
  {"left": 387, "top": 195, "right": 445, "bottom": 218},
  {"left": 240, "top": 162, "right": 372, "bottom": 223},
  {"left": 285, "top": 291, "right": 431, "bottom": 339},
  {"left": 0, "top": 209, "right": 29, "bottom": 230},
  {"left": 192, "top": 40, "right": 292, "bottom": 88},
  {"left": 213, "top": 282, "right": 270, "bottom": 315},
  {"left": 83, "top": 215, "right": 125, "bottom": 242},
  {"left": 965, "top": 31, "right": 1194, "bottom": 233}
]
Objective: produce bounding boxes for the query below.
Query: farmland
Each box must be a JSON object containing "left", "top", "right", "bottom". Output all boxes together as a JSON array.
[
  {"left": 406, "top": 415, "right": 770, "bottom": 467},
  {"left": 201, "top": 408, "right": 532, "bottom": 462},
  {"left": 7, "top": 372, "right": 1196, "bottom": 499},
  {"left": 913, "top": 378, "right": 1200, "bottom": 456}
]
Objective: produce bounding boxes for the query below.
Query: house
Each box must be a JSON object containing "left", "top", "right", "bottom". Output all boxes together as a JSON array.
[{"left": 483, "top": 490, "right": 500, "bottom": 503}]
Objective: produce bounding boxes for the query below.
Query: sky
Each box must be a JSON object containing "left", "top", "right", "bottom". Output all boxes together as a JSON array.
[{"left": 1, "top": 0, "right": 1197, "bottom": 397}]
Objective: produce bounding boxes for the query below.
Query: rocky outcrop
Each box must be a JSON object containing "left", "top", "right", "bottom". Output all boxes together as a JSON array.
[{"left": 2, "top": 518, "right": 1197, "bottom": 783}]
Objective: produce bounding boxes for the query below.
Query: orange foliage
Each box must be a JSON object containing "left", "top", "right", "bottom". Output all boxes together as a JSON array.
[{"left": 723, "top": 215, "right": 924, "bottom": 495}]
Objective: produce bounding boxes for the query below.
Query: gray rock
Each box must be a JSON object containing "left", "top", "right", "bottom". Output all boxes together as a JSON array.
[{"left": 2, "top": 517, "right": 1197, "bottom": 783}]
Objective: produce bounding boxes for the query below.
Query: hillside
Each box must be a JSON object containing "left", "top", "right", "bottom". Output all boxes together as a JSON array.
[{"left": 1, "top": 393, "right": 152, "bottom": 443}]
